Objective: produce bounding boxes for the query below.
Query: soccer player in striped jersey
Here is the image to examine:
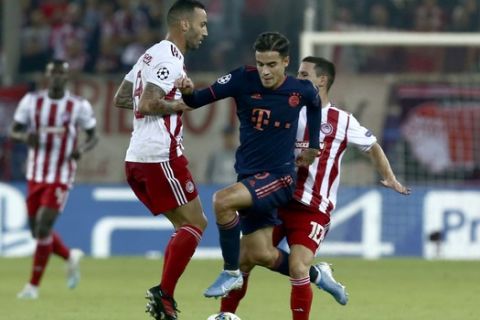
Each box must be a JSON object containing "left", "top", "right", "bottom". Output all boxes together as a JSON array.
[
  {"left": 220, "top": 57, "right": 410, "bottom": 319},
  {"left": 176, "top": 32, "right": 322, "bottom": 299},
  {"left": 113, "top": 1, "right": 208, "bottom": 319},
  {"left": 11, "top": 60, "right": 98, "bottom": 299}
]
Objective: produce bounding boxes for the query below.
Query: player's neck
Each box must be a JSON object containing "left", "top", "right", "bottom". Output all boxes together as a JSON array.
[
  {"left": 320, "top": 92, "right": 329, "bottom": 108},
  {"left": 165, "top": 32, "right": 186, "bottom": 54},
  {"left": 48, "top": 88, "right": 65, "bottom": 100}
]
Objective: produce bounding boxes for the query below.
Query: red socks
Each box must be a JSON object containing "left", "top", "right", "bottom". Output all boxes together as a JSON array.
[
  {"left": 30, "top": 236, "right": 53, "bottom": 286},
  {"left": 160, "top": 225, "right": 203, "bottom": 297},
  {"left": 220, "top": 272, "right": 250, "bottom": 313},
  {"left": 52, "top": 232, "right": 70, "bottom": 260},
  {"left": 290, "top": 277, "right": 312, "bottom": 320}
]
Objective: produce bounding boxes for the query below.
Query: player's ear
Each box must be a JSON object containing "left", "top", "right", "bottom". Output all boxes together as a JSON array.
[
  {"left": 283, "top": 56, "right": 290, "bottom": 68},
  {"left": 319, "top": 75, "right": 328, "bottom": 88},
  {"left": 180, "top": 18, "right": 190, "bottom": 32}
]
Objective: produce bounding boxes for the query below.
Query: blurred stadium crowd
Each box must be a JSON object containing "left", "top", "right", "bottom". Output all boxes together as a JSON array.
[
  {"left": 3, "top": 0, "right": 479, "bottom": 75},
  {"left": 0, "top": 0, "right": 479, "bottom": 183}
]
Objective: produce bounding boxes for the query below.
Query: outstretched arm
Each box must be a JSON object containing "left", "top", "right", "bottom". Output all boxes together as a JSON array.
[
  {"left": 296, "top": 94, "right": 321, "bottom": 167},
  {"left": 138, "top": 82, "right": 191, "bottom": 115},
  {"left": 177, "top": 69, "right": 243, "bottom": 109},
  {"left": 366, "top": 143, "right": 411, "bottom": 195},
  {"left": 113, "top": 80, "right": 134, "bottom": 109}
]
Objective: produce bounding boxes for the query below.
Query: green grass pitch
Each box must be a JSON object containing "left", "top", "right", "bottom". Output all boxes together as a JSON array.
[{"left": 1, "top": 257, "right": 479, "bottom": 319}]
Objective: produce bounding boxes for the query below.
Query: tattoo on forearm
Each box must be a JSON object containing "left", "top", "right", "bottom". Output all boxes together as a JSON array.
[
  {"left": 114, "top": 81, "right": 134, "bottom": 109},
  {"left": 141, "top": 83, "right": 173, "bottom": 115},
  {"left": 117, "top": 95, "right": 133, "bottom": 109}
]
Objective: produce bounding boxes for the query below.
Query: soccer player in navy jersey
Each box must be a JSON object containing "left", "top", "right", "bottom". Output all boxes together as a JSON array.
[
  {"left": 176, "top": 31, "right": 322, "bottom": 298},
  {"left": 220, "top": 57, "right": 410, "bottom": 319}
]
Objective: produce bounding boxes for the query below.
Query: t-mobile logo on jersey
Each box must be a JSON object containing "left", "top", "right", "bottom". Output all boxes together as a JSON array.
[
  {"left": 0, "top": 183, "right": 35, "bottom": 257},
  {"left": 251, "top": 108, "right": 271, "bottom": 131}
]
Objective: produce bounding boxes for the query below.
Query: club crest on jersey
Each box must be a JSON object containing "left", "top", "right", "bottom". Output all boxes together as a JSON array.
[
  {"left": 321, "top": 123, "right": 334, "bottom": 135},
  {"left": 157, "top": 67, "right": 170, "bottom": 80},
  {"left": 185, "top": 181, "right": 195, "bottom": 193},
  {"left": 143, "top": 53, "right": 153, "bottom": 65},
  {"left": 288, "top": 93, "right": 301, "bottom": 107},
  {"left": 217, "top": 74, "right": 232, "bottom": 84}
]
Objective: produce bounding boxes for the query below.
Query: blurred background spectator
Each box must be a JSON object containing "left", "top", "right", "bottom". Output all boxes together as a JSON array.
[
  {"left": 1, "top": 0, "right": 480, "bottom": 185},
  {"left": 10, "top": 0, "right": 480, "bottom": 75},
  {"left": 204, "top": 125, "right": 238, "bottom": 185}
]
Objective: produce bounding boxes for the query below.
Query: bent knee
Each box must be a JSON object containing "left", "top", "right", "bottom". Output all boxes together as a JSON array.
[
  {"left": 213, "top": 190, "right": 236, "bottom": 221},
  {"left": 246, "top": 250, "right": 277, "bottom": 268},
  {"left": 213, "top": 190, "right": 230, "bottom": 212},
  {"left": 35, "top": 225, "right": 52, "bottom": 239},
  {"left": 180, "top": 211, "right": 208, "bottom": 232},
  {"left": 193, "top": 214, "right": 208, "bottom": 231},
  {"left": 289, "top": 261, "right": 310, "bottom": 279}
]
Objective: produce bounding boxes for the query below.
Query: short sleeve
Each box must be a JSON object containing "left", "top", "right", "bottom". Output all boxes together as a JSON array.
[
  {"left": 124, "top": 68, "right": 135, "bottom": 83},
  {"left": 13, "top": 93, "right": 33, "bottom": 125},
  {"left": 347, "top": 115, "right": 377, "bottom": 152},
  {"left": 77, "top": 99, "right": 97, "bottom": 130},
  {"left": 144, "top": 61, "right": 183, "bottom": 94}
]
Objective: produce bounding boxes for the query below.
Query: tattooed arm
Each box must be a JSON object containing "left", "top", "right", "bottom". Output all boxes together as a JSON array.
[
  {"left": 113, "top": 80, "right": 134, "bottom": 109},
  {"left": 137, "top": 82, "right": 191, "bottom": 116}
]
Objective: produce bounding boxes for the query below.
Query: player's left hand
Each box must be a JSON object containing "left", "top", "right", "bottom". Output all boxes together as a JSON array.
[
  {"left": 296, "top": 148, "right": 318, "bottom": 167},
  {"left": 70, "top": 149, "right": 82, "bottom": 160},
  {"left": 380, "top": 179, "right": 411, "bottom": 195}
]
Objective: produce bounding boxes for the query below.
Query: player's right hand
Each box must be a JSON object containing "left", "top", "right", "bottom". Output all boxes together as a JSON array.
[
  {"left": 26, "top": 133, "right": 39, "bottom": 148},
  {"left": 175, "top": 76, "right": 194, "bottom": 95},
  {"left": 172, "top": 100, "right": 194, "bottom": 112},
  {"left": 380, "top": 179, "right": 411, "bottom": 195},
  {"left": 296, "top": 148, "right": 319, "bottom": 167}
]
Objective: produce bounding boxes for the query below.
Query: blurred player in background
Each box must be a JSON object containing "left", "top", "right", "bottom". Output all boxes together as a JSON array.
[
  {"left": 176, "top": 31, "right": 321, "bottom": 298},
  {"left": 113, "top": 1, "right": 208, "bottom": 319},
  {"left": 220, "top": 56, "right": 411, "bottom": 319},
  {"left": 205, "top": 125, "right": 237, "bottom": 185},
  {"left": 10, "top": 59, "right": 98, "bottom": 299}
]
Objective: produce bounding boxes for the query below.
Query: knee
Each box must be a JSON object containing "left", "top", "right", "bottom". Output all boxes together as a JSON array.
[
  {"left": 195, "top": 214, "right": 208, "bottom": 231},
  {"left": 247, "top": 249, "right": 277, "bottom": 268},
  {"left": 239, "top": 253, "right": 254, "bottom": 273},
  {"left": 289, "top": 259, "right": 310, "bottom": 279},
  {"left": 35, "top": 222, "right": 52, "bottom": 239},
  {"left": 175, "top": 211, "right": 208, "bottom": 232},
  {"left": 213, "top": 190, "right": 235, "bottom": 220}
]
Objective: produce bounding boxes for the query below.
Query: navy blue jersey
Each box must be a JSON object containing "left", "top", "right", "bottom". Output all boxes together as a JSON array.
[{"left": 183, "top": 66, "right": 321, "bottom": 175}]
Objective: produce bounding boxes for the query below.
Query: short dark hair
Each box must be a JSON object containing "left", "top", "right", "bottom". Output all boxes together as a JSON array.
[
  {"left": 302, "top": 56, "right": 336, "bottom": 90},
  {"left": 253, "top": 32, "right": 290, "bottom": 57},
  {"left": 167, "top": 0, "right": 205, "bottom": 26}
]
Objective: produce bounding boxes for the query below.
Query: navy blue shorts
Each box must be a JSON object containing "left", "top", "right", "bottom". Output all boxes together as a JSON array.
[{"left": 238, "top": 171, "right": 296, "bottom": 235}]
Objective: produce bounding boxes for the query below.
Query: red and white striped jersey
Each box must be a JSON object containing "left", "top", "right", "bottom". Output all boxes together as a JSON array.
[
  {"left": 13, "top": 90, "right": 96, "bottom": 186},
  {"left": 294, "top": 103, "right": 377, "bottom": 215},
  {"left": 124, "top": 40, "right": 187, "bottom": 162}
]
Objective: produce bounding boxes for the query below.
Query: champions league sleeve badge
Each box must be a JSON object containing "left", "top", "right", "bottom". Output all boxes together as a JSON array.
[
  {"left": 157, "top": 67, "right": 170, "bottom": 80},
  {"left": 217, "top": 74, "right": 232, "bottom": 84}
]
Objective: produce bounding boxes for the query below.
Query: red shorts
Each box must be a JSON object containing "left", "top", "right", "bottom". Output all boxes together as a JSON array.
[
  {"left": 26, "top": 181, "right": 70, "bottom": 216},
  {"left": 277, "top": 200, "right": 330, "bottom": 255},
  {"left": 125, "top": 156, "right": 198, "bottom": 215}
]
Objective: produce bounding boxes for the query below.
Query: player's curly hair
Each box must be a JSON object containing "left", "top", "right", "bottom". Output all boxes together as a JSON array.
[{"left": 253, "top": 32, "right": 290, "bottom": 58}]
